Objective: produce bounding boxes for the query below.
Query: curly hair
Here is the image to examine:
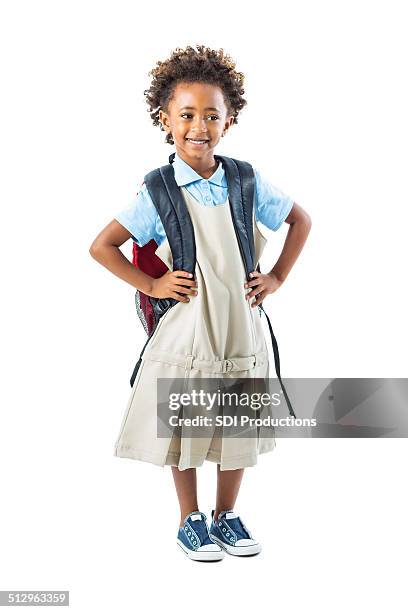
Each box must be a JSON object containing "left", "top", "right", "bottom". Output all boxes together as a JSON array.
[{"left": 144, "top": 44, "right": 247, "bottom": 145}]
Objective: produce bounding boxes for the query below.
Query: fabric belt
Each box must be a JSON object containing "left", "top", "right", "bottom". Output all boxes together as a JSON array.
[{"left": 145, "top": 349, "right": 268, "bottom": 374}]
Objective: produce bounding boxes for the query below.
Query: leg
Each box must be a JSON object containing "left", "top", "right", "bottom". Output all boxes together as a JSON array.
[
  {"left": 214, "top": 464, "right": 244, "bottom": 522},
  {"left": 171, "top": 466, "right": 199, "bottom": 527},
  {"left": 210, "top": 465, "right": 261, "bottom": 556}
]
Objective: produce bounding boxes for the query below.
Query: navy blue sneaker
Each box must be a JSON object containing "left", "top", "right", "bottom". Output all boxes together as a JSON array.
[
  {"left": 177, "top": 511, "right": 224, "bottom": 561},
  {"left": 209, "top": 509, "right": 262, "bottom": 556}
]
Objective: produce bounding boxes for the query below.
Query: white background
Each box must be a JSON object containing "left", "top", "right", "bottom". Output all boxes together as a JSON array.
[{"left": 1, "top": 0, "right": 407, "bottom": 610}]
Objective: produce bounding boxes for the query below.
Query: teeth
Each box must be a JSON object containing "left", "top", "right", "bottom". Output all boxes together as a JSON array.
[{"left": 187, "top": 139, "right": 208, "bottom": 143}]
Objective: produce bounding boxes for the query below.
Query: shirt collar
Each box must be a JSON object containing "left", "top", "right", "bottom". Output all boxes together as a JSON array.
[{"left": 173, "top": 151, "right": 226, "bottom": 187}]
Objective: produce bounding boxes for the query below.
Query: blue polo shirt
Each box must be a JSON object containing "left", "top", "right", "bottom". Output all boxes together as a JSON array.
[{"left": 115, "top": 152, "right": 294, "bottom": 247}]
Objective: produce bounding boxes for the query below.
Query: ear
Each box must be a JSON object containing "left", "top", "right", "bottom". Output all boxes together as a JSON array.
[
  {"left": 222, "top": 116, "right": 235, "bottom": 136},
  {"left": 159, "top": 109, "right": 171, "bottom": 133}
]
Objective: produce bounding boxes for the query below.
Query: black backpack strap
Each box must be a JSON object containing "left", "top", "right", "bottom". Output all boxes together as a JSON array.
[
  {"left": 218, "top": 155, "right": 296, "bottom": 418},
  {"left": 144, "top": 165, "right": 196, "bottom": 275},
  {"left": 158, "top": 164, "right": 196, "bottom": 275},
  {"left": 129, "top": 159, "right": 196, "bottom": 387},
  {"left": 142, "top": 162, "right": 196, "bottom": 322},
  {"left": 258, "top": 303, "right": 296, "bottom": 417},
  {"left": 215, "top": 155, "right": 255, "bottom": 279},
  {"left": 129, "top": 333, "right": 151, "bottom": 387},
  {"left": 230, "top": 156, "right": 257, "bottom": 271}
]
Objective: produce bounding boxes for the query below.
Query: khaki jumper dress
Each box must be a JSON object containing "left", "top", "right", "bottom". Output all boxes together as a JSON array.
[{"left": 114, "top": 186, "right": 276, "bottom": 470}]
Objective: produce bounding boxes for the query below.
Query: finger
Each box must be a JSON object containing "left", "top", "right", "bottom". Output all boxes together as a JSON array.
[
  {"left": 174, "top": 278, "right": 197, "bottom": 287},
  {"left": 249, "top": 271, "right": 261, "bottom": 277},
  {"left": 173, "top": 270, "right": 194, "bottom": 279},
  {"left": 172, "top": 291, "right": 190, "bottom": 303},
  {"left": 173, "top": 285, "right": 197, "bottom": 296},
  {"left": 246, "top": 286, "right": 264, "bottom": 300},
  {"left": 173, "top": 280, "right": 198, "bottom": 293},
  {"left": 252, "top": 291, "right": 267, "bottom": 307},
  {"left": 244, "top": 278, "right": 262, "bottom": 288}
]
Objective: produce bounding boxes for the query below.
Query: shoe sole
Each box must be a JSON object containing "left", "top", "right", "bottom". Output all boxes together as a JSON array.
[
  {"left": 177, "top": 540, "right": 225, "bottom": 561},
  {"left": 209, "top": 534, "right": 262, "bottom": 556}
]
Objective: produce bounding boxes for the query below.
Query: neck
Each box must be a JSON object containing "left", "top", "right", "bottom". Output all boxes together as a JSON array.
[{"left": 175, "top": 149, "right": 219, "bottom": 179}]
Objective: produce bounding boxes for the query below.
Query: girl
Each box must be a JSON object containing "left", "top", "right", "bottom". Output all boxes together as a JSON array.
[{"left": 90, "top": 44, "right": 311, "bottom": 561}]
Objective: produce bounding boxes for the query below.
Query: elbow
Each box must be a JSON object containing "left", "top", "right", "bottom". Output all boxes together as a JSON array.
[
  {"left": 298, "top": 206, "right": 312, "bottom": 232},
  {"left": 89, "top": 240, "right": 102, "bottom": 260},
  {"left": 302, "top": 215, "right": 312, "bottom": 240}
]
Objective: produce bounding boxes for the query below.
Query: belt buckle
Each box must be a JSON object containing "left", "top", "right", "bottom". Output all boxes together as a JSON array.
[{"left": 223, "top": 359, "right": 233, "bottom": 373}]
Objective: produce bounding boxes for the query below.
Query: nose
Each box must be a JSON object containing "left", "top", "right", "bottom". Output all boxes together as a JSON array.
[{"left": 191, "top": 116, "right": 208, "bottom": 133}]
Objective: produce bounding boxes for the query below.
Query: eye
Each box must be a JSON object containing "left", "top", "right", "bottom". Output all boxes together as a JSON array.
[{"left": 180, "top": 113, "right": 219, "bottom": 120}]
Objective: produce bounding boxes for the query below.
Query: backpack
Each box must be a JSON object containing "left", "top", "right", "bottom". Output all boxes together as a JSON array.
[{"left": 130, "top": 153, "right": 296, "bottom": 418}]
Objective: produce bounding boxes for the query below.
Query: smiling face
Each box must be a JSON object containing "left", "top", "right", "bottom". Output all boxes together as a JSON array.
[{"left": 159, "top": 81, "right": 235, "bottom": 165}]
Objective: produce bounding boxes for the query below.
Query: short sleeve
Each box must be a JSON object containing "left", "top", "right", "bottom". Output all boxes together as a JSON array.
[
  {"left": 254, "top": 168, "right": 294, "bottom": 231},
  {"left": 114, "top": 183, "right": 162, "bottom": 247}
]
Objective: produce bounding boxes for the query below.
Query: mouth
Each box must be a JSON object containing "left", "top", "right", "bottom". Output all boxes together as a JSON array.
[{"left": 185, "top": 138, "right": 210, "bottom": 146}]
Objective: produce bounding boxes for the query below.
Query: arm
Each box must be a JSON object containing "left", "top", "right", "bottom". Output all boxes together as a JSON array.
[
  {"left": 269, "top": 202, "right": 312, "bottom": 282},
  {"left": 245, "top": 202, "right": 312, "bottom": 307},
  {"left": 89, "top": 220, "right": 197, "bottom": 301}
]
